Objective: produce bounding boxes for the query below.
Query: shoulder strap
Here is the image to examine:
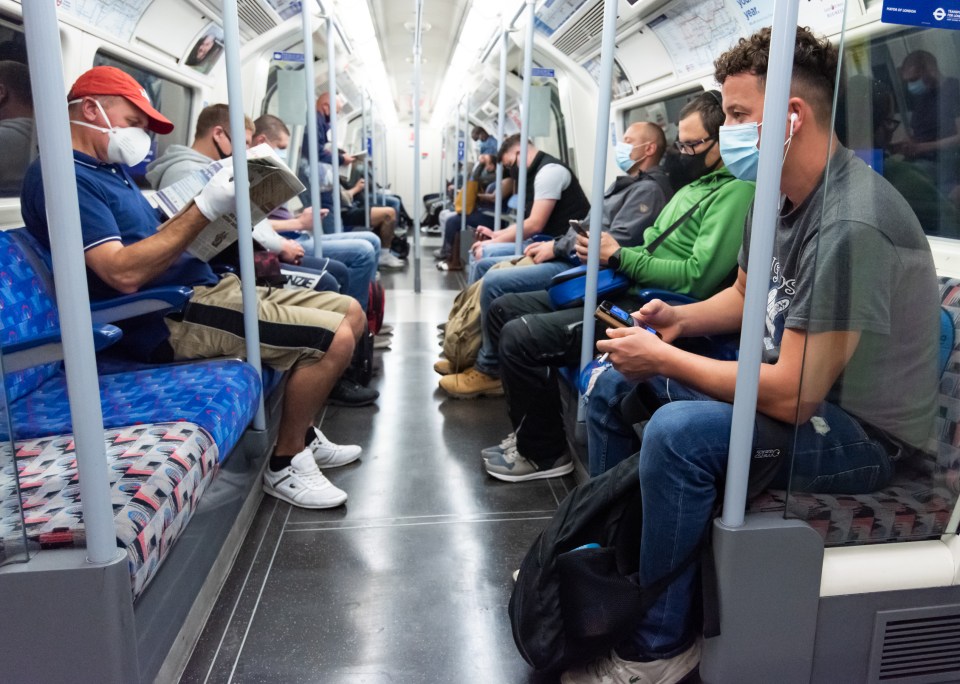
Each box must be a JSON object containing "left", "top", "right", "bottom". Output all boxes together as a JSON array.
[{"left": 645, "top": 177, "right": 734, "bottom": 255}]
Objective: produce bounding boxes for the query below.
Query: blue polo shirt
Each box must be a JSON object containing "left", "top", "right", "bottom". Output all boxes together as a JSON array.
[{"left": 21, "top": 150, "right": 218, "bottom": 358}]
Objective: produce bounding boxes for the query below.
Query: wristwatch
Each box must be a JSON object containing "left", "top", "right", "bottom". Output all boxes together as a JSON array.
[{"left": 607, "top": 248, "right": 623, "bottom": 271}]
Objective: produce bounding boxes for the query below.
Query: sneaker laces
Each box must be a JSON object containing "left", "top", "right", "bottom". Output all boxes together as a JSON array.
[
  {"left": 292, "top": 460, "right": 333, "bottom": 488},
  {"left": 586, "top": 651, "right": 621, "bottom": 679},
  {"left": 499, "top": 432, "right": 517, "bottom": 450},
  {"left": 501, "top": 445, "right": 521, "bottom": 465}
]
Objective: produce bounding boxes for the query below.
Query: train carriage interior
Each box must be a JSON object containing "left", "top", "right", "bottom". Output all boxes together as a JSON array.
[{"left": 0, "top": 0, "right": 959, "bottom": 682}]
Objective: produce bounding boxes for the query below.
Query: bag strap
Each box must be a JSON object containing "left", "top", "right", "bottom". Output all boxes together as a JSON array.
[{"left": 645, "top": 178, "right": 733, "bottom": 255}]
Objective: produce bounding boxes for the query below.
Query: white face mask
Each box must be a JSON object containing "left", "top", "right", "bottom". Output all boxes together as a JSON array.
[{"left": 69, "top": 98, "right": 152, "bottom": 167}]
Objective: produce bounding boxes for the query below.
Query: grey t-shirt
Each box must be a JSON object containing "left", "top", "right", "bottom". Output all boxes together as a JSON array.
[{"left": 739, "top": 146, "right": 939, "bottom": 449}]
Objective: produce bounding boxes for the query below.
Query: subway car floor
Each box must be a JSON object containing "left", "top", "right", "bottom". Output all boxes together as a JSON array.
[{"left": 180, "top": 236, "right": 575, "bottom": 684}]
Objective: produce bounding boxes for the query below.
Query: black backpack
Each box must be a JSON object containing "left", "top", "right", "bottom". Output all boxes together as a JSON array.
[{"left": 508, "top": 453, "right": 698, "bottom": 673}]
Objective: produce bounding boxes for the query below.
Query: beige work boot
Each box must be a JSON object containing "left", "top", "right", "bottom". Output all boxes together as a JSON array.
[{"left": 439, "top": 367, "right": 503, "bottom": 398}]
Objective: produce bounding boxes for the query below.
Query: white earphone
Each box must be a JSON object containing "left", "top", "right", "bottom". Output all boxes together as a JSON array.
[{"left": 789, "top": 112, "right": 798, "bottom": 135}]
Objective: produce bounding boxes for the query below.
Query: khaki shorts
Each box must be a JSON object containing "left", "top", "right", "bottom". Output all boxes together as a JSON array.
[{"left": 166, "top": 274, "right": 352, "bottom": 371}]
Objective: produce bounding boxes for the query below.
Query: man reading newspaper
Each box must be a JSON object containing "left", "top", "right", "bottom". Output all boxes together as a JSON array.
[{"left": 21, "top": 66, "right": 369, "bottom": 510}]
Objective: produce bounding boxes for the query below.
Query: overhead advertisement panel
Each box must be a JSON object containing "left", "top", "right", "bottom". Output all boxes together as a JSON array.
[
  {"left": 266, "top": 0, "right": 305, "bottom": 21},
  {"left": 648, "top": 0, "right": 848, "bottom": 78},
  {"left": 534, "top": 0, "right": 592, "bottom": 38},
  {"left": 57, "top": 0, "right": 154, "bottom": 42}
]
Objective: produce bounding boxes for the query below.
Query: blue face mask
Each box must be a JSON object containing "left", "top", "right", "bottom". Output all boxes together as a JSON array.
[
  {"left": 719, "top": 122, "right": 763, "bottom": 181},
  {"left": 614, "top": 141, "right": 639, "bottom": 172},
  {"left": 906, "top": 79, "right": 928, "bottom": 96}
]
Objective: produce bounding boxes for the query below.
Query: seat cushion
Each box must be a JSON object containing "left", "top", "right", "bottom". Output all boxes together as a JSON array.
[
  {"left": 0, "top": 422, "right": 218, "bottom": 598},
  {"left": 749, "top": 277, "right": 960, "bottom": 545},
  {"left": 10, "top": 359, "right": 260, "bottom": 462}
]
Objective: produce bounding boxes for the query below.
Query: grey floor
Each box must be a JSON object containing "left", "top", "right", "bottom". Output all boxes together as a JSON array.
[{"left": 180, "top": 237, "right": 575, "bottom": 684}]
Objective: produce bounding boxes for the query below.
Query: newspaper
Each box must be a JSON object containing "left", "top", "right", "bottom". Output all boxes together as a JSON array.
[{"left": 152, "top": 143, "right": 305, "bottom": 261}]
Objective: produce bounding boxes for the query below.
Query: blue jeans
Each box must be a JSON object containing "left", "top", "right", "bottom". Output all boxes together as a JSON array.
[
  {"left": 474, "top": 260, "right": 569, "bottom": 375},
  {"left": 468, "top": 241, "right": 529, "bottom": 283},
  {"left": 290, "top": 231, "right": 380, "bottom": 310},
  {"left": 611, "top": 379, "right": 895, "bottom": 661},
  {"left": 374, "top": 192, "right": 400, "bottom": 214}
]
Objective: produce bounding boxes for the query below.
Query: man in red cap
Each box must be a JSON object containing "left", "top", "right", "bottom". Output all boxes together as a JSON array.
[{"left": 21, "top": 65, "right": 369, "bottom": 510}]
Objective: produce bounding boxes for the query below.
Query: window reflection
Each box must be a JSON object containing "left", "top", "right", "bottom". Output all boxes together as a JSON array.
[
  {"left": 836, "top": 27, "right": 960, "bottom": 238},
  {"left": 0, "top": 22, "right": 34, "bottom": 198}
]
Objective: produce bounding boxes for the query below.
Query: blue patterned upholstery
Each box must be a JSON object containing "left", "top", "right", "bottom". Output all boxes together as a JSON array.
[
  {"left": 749, "top": 277, "right": 960, "bottom": 545},
  {"left": 0, "top": 231, "right": 62, "bottom": 402},
  {"left": 9, "top": 360, "right": 260, "bottom": 462}
]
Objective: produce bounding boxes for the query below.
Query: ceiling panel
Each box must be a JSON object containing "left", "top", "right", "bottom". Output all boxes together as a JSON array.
[{"left": 370, "top": 0, "right": 473, "bottom": 123}]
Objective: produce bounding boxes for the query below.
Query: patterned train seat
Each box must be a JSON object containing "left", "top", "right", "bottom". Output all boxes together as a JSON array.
[
  {"left": 0, "top": 422, "right": 218, "bottom": 597},
  {"left": 748, "top": 277, "right": 960, "bottom": 545}
]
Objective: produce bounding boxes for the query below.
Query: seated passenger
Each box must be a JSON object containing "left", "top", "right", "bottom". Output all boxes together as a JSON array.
[
  {"left": 437, "top": 119, "right": 674, "bottom": 392},
  {"left": 472, "top": 125, "right": 498, "bottom": 157},
  {"left": 339, "top": 176, "right": 405, "bottom": 270},
  {"left": 22, "top": 66, "right": 369, "bottom": 510},
  {"left": 468, "top": 135, "right": 591, "bottom": 283},
  {"left": 564, "top": 28, "right": 938, "bottom": 682},
  {"left": 251, "top": 112, "right": 382, "bottom": 314},
  {"left": 475, "top": 93, "right": 755, "bottom": 483},
  {"left": 0, "top": 60, "right": 35, "bottom": 196},
  {"left": 436, "top": 153, "right": 507, "bottom": 270}
]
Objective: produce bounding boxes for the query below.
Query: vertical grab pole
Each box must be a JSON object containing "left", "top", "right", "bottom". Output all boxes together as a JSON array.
[
  {"left": 412, "top": 0, "right": 424, "bottom": 293},
  {"left": 301, "top": 2, "right": 323, "bottom": 257},
  {"left": 362, "top": 91, "right": 370, "bottom": 228},
  {"left": 577, "top": 0, "right": 617, "bottom": 377},
  {"left": 223, "top": 0, "right": 267, "bottom": 431},
  {"left": 460, "top": 94, "right": 470, "bottom": 238},
  {"left": 454, "top": 102, "right": 464, "bottom": 211},
  {"left": 21, "top": 1, "right": 117, "bottom": 565},
  {"left": 327, "top": 15, "right": 343, "bottom": 233},
  {"left": 721, "top": 0, "right": 800, "bottom": 527},
  {"left": 493, "top": 18, "right": 508, "bottom": 230},
  {"left": 439, "top": 126, "right": 447, "bottom": 202},
  {"left": 514, "top": 0, "right": 536, "bottom": 257}
]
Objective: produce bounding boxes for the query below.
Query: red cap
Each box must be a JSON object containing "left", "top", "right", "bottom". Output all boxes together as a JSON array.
[{"left": 68, "top": 66, "right": 174, "bottom": 135}]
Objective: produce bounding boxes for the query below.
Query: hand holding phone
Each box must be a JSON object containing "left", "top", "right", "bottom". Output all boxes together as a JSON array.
[
  {"left": 595, "top": 301, "right": 660, "bottom": 362},
  {"left": 569, "top": 219, "right": 588, "bottom": 237}
]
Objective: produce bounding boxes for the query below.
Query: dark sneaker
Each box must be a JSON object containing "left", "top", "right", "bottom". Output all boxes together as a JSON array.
[
  {"left": 329, "top": 378, "right": 379, "bottom": 407},
  {"left": 484, "top": 447, "right": 573, "bottom": 482}
]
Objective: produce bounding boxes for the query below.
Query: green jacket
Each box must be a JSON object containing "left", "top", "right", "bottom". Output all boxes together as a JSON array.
[{"left": 617, "top": 166, "right": 755, "bottom": 300}]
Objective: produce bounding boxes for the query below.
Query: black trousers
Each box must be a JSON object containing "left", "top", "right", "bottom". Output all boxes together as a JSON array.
[{"left": 488, "top": 290, "right": 635, "bottom": 467}]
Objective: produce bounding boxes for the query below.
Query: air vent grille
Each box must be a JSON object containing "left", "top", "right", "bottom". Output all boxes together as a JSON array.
[
  {"left": 238, "top": 0, "right": 277, "bottom": 36},
  {"left": 552, "top": 1, "right": 605, "bottom": 58},
  {"left": 871, "top": 608, "right": 960, "bottom": 682},
  {"left": 194, "top": 0, "right": 278, "bottom": 41}
]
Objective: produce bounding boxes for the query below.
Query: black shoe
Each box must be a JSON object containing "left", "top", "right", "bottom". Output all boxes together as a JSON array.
[{"left": 329, "top": 378, "right": 379, "bottom": 407}]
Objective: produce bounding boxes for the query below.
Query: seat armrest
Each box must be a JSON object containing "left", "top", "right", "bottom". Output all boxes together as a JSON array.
[
  {"left": 90, "top": 286, "right": 193, "bottom": 324},
  {"left": 635, "top": 289, "right": 699, "bottom": 306},
  {"left": 2, "top": 324, "right": 123, "bottom": 373}
]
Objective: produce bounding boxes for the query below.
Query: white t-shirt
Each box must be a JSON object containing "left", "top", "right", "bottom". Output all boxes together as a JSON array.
[{"left": 533, "top": 163, "right": 571, "bottom": 201}]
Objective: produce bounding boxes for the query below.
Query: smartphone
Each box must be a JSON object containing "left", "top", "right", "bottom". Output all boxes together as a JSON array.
[
  {"left": 595, "top": 300, "right": 661, "bottom": 337},
  {"left": 569, "top": 219, "right": 588, "bottom": 237}
]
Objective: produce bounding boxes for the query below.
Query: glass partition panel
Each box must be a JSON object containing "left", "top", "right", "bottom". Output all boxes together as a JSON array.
[
  {"left": 784, "top": 17, "right": 958, "bottom": 547},
  {"left": 622, "top": 87, "right": 703, "bottom": 151},
  {"left": 0, "top": 349, "right": 30, "bottom": 566}
]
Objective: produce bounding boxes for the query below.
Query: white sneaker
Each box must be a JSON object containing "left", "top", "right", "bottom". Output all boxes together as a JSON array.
[
  {"left": 379, "top": 251, "right": 405, "bottom": 269},
  {"left": 262, "top": 449, "right": 347, "bottom": 509},
  {"left": 481, "top": 432, "right": 516, "bottom": 460},
  {"left": 560, "top": 641, "right": 700, "bottom": 684},
  {"left": 306, "top": 427, "right": 362, "bottom": 467},
  {"left": 378, "top": 323, "right": 394, "bottom": 335},
  {"left": 373, "top": 334, "right": 392, "bottom": 349}
]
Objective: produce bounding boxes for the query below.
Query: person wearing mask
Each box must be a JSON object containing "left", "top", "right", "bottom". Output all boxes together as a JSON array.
[
  {"left": 472, "top": 125, "right": 498, "bottom": 156},
  {"left": 437, "top": 121, "right": 673, "bottom": 395},
  {"left": 565, "top": 27, "right": 937, "bottom": 681},
  {"left": 478, "top": 91, "right": 755, "bottom": 482},
  {"left": 22, "top": 66, "right": 369, "bottom": 510},
  {"left": 298, "top": 91, "right": 356, "bottom": 231}
]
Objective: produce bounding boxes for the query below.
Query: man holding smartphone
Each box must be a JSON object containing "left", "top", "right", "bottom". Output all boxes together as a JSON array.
[
  {"left": 438, "top": 121, "right": 672, "bottom": 395},
  {"left": 476, "top": 91, "right": 755, "bottom": 482}
]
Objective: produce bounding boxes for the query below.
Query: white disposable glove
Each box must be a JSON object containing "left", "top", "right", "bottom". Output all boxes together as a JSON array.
[{"left": 193, "top": 166, "right": 236, "bottom": 221}]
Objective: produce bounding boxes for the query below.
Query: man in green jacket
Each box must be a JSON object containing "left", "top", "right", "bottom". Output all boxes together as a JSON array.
[{"left": 479, "top": 91, "right": 756, "bottom": 482}]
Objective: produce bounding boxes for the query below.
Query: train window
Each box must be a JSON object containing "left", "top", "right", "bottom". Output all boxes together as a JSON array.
[
  {"left": 835, "top": 27, "right": 960, "bottom": 239},
  {"left": 0, "top": 21, "right": 34, "bottom": 198},
  {"left": 92, "top": 52, "right": 192, "bottom": 188},
  {"left": 622, "top": 88, "right": 703, "bottom": 149}
]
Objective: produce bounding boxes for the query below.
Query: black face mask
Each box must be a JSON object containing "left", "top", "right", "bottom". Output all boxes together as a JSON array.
[{"left": 664, "top": 140, "right": 719, "bottom": 191}]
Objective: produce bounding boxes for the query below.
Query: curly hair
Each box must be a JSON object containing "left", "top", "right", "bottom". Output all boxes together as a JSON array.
[{"left": 714, "top": 26, "right": 839, "bottom": 125}]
